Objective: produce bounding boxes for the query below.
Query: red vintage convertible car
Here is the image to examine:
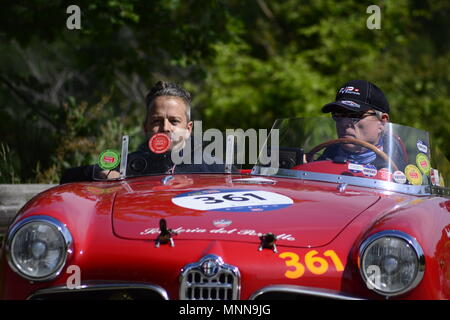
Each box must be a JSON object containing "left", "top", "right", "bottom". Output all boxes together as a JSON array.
[{"left": 0, "top": 117, "right": 449, "bottom": 300}]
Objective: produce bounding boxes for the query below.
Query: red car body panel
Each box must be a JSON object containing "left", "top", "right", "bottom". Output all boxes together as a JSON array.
[
  {"left": 1, "top": 172, "right": 450, "bottom": 300},
  {"left": 112, "top": 175, "right": 380, "bottom": 246}
]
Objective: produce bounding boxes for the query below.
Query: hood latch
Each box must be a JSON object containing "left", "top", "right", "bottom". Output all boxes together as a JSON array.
[
  {"left": 258, "top": 233, "right": 278, "bottom": 253},
  {"left": 155, "top": 218, "right": 178, "bottom": 247}
]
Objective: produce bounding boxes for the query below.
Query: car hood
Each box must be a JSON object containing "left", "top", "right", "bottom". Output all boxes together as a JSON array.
[{"left": 112, "top": 175, "right": 380, "bottom": 247}]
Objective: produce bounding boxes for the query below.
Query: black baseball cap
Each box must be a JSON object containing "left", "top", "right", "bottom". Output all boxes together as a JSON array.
[{"left": 322, "top": 80, "right": 390, "bottom": 114}]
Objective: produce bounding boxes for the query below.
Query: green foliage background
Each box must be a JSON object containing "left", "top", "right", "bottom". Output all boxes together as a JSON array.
[{"left": 0, "top": 0, "right": 449, "bottom": 183}]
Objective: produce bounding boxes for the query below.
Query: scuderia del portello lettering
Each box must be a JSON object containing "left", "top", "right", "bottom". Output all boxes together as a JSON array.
[
  {"left": 140, "top": 226, "right": 296, "bottom": 241},
  {"left": 178, "top": 304, "right": 271, "bottom": 317}
]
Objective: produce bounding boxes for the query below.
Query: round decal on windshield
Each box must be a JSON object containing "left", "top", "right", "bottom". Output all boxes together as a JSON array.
[
  {"left": 98, "top": 149, "right": 121, "bottom": 170},
  {"left": 405, "top": 164, "right": 423, "bottom": 185},
  {"left": 393, "top": 170, "right": 407, "bottom": 184},
  {"left": 149, "top": 133, "right": 171, "bottom": 154},
  {"left": 416, "top": 153, "right": 431, "bottom": 175},
  {"left": 416, "top": 140, "right": 428, "bottom": 154},
  {"left": 363, "top": 164, "right": 377, "bottom": 177},
  {"left": 172, "top": 189, "right": 293, "bottom": 212}
]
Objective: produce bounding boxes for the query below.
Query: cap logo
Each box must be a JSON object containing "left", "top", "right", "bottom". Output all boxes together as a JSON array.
[
  {"left": 340, "top": 100, "right": 360, "bottom": 108},
  {"left": 339, "top": 86, "right": 361, "bottom": 95}
]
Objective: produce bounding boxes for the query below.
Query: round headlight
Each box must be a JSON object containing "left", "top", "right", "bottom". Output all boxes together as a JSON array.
[
  {"left": 359, "top": 230, "right": 425, "bottom": 297},
  {"left": 7, "top": 216, "right": 72, "bottom": 281}
]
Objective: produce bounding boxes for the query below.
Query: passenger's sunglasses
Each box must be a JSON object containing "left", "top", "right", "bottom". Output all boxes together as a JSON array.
[{"left": 332, "top": 111, "right": 378, "bottom": 121}]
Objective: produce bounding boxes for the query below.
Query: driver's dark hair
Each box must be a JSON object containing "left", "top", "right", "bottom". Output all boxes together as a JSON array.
[{"left": 145, "top": 81, "right": 192, "bottom": 121}]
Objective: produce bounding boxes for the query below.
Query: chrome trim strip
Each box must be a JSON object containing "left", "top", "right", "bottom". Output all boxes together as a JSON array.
[
  {"left": 27, "top": 282, "right": 169, "bottom": 300},
  {"left": 253, "top": 166, "right": 432, "bottom": 196},
  {"left": 249, "top": 285, "right": 364, "bottom": 300},
  {"left": 337, "top": 183, "right": 347, "bottom": 193},
  {"left": 120, "top": 135, "right": 129, "bottom": 179},
  {"left": 358, "top": 230, "right": 426, "bottom": 297},
  {"left": 6, "top": 215, "right": 73, "bottom": 282},
  {"left": 161, "top": 175, "right": 174, "bottom": 185},
  {"left": 431, "top": 186, "right": 450, "bottom": 198}
]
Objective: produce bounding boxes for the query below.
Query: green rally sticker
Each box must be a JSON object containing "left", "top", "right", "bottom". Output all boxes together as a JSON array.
[
  {"left": 415, "top": 153, "right": 431, "bottom": 175},
  {"left": 98, "top": 149, "right": 121, "bottom": 170}
]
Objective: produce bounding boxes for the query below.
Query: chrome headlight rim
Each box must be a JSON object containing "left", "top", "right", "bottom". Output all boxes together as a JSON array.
[
  {"left": 6, "top": 215, "right": 73, "bottom": 282},
  {"left": 358, "top": 230, "right": 425, "bottom": 297}
]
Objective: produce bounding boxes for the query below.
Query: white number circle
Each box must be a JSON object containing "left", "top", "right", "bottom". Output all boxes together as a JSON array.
[{"left": 171, "top": 189, "right": 293, "bottom": 212}]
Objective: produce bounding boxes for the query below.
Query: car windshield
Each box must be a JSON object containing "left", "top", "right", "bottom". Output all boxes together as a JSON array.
[
  {"left": 252, "top": 117, "right": 449, "bottom": 196},
  {"left": 92, "top": 130, "right": 242, "bottom": 180}
]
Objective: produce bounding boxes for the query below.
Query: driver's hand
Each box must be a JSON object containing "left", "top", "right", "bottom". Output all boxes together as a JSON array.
[{"left": 99, "top": 170, "right": 121, "bottom": 180}]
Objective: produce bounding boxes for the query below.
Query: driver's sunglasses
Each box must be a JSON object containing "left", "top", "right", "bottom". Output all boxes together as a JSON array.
[{"left": 332, "top": 111, "right": 378, "bottom": 122}]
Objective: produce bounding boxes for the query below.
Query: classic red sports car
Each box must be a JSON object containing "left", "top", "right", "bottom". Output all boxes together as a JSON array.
[{"left": 0, "top": 117, "right": 449, "bottom": 300}]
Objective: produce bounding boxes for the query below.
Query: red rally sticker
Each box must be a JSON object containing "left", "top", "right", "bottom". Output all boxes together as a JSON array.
[
  {"left": 148, "top": 133, "right": 171, "bottom": 154},
  {"left": 378, "top": 168, "right": 392, "bottom": 181}
]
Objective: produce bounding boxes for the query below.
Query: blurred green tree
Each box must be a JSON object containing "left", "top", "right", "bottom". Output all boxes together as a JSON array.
[
  {"left": 189, "top": 0, "right": 449, "bottom": 158},
  {"left": 0, "top": 0, "right": 448, "bottom": 183},
  {"left": 0, "top": 0, "right": 234, "bottom": 182}
]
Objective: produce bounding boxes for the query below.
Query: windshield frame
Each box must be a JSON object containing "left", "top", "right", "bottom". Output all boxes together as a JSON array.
[
  {"left": 252, "top": 166, "right": 433, "bottom": 196},
  {"left": 251, "top": 117, "right": 450, "bottom": 197},
  {"left": 92, "top": 130, "right": 242, "bottom": 181}
]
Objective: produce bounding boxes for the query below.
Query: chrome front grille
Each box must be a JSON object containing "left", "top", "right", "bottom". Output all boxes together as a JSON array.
[{"left": 180, "top": 255, "right": 240, "bottom": 300}]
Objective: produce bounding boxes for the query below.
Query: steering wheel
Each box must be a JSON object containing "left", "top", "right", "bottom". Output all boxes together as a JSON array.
[{"left": 305, "top": 137, "right": 399, "bottom": 172}]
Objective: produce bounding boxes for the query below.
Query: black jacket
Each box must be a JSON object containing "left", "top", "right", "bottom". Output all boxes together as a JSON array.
[{"left": 60, "top": 138, "right": 229, "bottom": 184}]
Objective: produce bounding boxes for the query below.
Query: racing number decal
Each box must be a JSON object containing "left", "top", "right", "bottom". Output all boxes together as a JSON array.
[
  {"left": 194, "top": 196, "right": 225, "bottom": 204},
  {"left": 323, "top": 250, "right": 344, "bottom": 271},
  {"left": 278, "top": 252, "right": 306, "bottom": 279},
  {"left": 172, "top": 189, "right": 293, "bottom": 212},
  {"left": 194, "top": 192, "right": 267, "bottom": 204},
  {"left": 279, "top": 250, "right": 344, "bottom": 279}
]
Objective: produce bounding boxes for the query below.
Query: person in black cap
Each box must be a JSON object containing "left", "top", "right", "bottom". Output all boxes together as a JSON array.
[{"left": 319, "top": 79, "right": 407, "bottom": 170}]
